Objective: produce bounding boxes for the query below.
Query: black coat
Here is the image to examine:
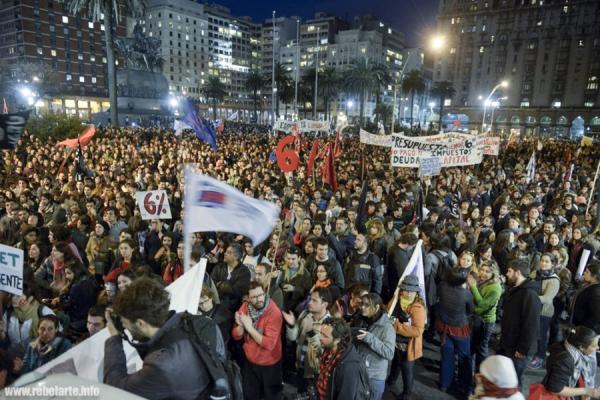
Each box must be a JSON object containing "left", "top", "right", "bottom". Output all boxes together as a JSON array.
[
  {"left": 499, "top": 279, "right": 542, "bottom": 357},
  {"left": 210, "top": 262, "right": 251, "bottom": 313},
  {"left": 571, "top": 283, "right": 600, "bottom": 334},
  {"left": 543, "top": 342, "right": 576, "bottom": 394},
  {"left": 436, "top": 281, "right": 474, "bottom": 327},
  {"left": 326, "top": 345, "right": 370, "bottom": 400}
]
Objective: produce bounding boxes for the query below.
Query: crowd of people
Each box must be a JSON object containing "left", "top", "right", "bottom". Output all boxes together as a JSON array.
[{"left": 0, "top": 124, "right": 599, "bottom": 400}]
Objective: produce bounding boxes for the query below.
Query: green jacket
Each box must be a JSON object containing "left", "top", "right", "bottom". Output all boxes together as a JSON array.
[{"left": 470, "top": 280, "right": 502, "bottom": 324}]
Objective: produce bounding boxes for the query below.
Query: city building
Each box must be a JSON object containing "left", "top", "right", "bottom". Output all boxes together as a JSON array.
[
  {"left": 434, "top": 0, "right": 600, "bottom": 136},
  {"left": 0, "top": 0, "right": 126, "bottom": 118}
]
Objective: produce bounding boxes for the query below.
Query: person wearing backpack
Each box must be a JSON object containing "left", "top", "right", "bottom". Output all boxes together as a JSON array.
[
  {"left": 104, "top": 277, "right": 217, "bottom": 400},
  {"left": 344, "top": 233, "right": 382, "bottom": 294},
  {"left": 317, "top": 317, "right": 371, "bottom": 400}
]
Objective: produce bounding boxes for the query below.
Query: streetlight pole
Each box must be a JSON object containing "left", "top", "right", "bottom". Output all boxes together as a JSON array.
[
  {"left": 392, "top": 50, "right": 416, "bottom": 133},
  {"left": 294, "top": 18, "right": 300, "bottom": 120},
  {"left": 313, "top": 27, "right": 320, "bottom": 119},
  {"left": 271, "top": 11, "right": 276, "bottom": 124},
  {"left": 481, "top": 80, "right": 508, "bottom": 134}
]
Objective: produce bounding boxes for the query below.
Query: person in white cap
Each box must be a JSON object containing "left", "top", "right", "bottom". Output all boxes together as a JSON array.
[{"left": 470, "top": 355, "right": 525, "bottom": 400}]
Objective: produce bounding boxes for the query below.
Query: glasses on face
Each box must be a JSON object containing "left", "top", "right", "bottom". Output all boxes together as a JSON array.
[{"left": 249, "top": 293, "right": 265, "bottom": 301}]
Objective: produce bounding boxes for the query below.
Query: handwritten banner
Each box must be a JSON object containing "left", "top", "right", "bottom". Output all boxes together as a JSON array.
[
  {"left": 0, "top": 244, "right": 24, "bottom": 296},
  {"left": 419, "top": 157, "right": 442, "bottom": 177},
  {"left": 273, "top": 119, "right": 330, "bottom": 133},
  {"left": 391, "top": 134, "right": 483, "bottom": 168},
  {"left": 135, "top": 190, "right": 172, "bottom": 220},
  {"left": 359, "top": 129, "right": 394, "bottom": 147}
]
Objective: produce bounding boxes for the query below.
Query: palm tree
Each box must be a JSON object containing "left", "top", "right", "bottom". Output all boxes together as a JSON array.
[
  {"left": 300, "top": 69, "right": 316, "bottom": 118},
  {"left": 343, "top": 59, "right": 377, "bottom": 128},
  {"left": 431, "top": 81, "right": 456, "bottom": 131},
  {"left": 201, "top": 76, "right": 226, "bottom": 120},
  {"left": 318, "top": 67, "right": 340, "bottom": 121},
  {"left": 66, "top": 0, "right": 145, "bottom": 127},
  {"left": 374, "top": 103, "right": 393, "bottom": 133},
  {"left": 245, "top": 69, "right": 265, "bottom": 122},
  {"left": 279, "top": 79, "right": 294, "bottom": 119},
  {"left": 402, "top": 70, "right": 426, "bottom": 128},
  {"left": 274, "top": 63, "right": 291, "bottom": 118},
  {"left": 371, "top": 63, "right": 392, "bottom": 124}
]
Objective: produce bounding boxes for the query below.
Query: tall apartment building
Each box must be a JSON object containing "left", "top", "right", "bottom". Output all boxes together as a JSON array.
[
  {"left": 434, "top": 0, "right": 600, "bottom": 136},
  {"left": 134, "top": 0, "right": 208, "bottom": 97},
  {"left": 0, "top": 0, "right": 126, "bottom": 118}
]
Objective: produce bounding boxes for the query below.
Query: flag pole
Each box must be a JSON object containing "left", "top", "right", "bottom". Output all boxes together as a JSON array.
[
  {"left": 586, "top": 159, "right": 600, "bottom": 217},
  {"left": 266, "top": 221, "right": 284, "bottom": 296}
]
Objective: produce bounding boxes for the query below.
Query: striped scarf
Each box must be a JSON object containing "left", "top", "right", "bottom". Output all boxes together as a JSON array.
[{"left": 317, "top": 347, "right": 345, "bottom": 400}]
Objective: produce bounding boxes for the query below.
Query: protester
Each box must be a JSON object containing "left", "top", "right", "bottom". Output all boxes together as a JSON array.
[
  {"left": 16, "top": 315, "right": 71, "bottom": 373},
  {"left": 570, "top": 262, "right": 600, "bottom": 333},
  {"left": 232, "top": 281, "right": 283, "bottom": 400},
  {"left": 105, "top": 277, "right": 218, "bottom": 399},
  {"left": 85, "top": 305, "right": 107, "bottom": 338},
  {"left": 211, "top": 243, "right": 251, "bottom": 313}
]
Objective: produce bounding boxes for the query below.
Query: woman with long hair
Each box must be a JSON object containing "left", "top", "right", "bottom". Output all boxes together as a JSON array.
[
  {"left": 103, "top": 239, "right": 138, "bottom": 299},
  {"left": 387, "top": 275, "right": 426, "bottom": 400},
  {"left": 368, "top": 220, "right": 387, "bottom": 263},
  {"left": 467, "top": 261, "right": 502, "bottom": 369}
]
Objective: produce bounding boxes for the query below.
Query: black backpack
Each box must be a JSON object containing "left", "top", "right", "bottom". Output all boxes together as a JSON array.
[
  {"left": 433, "top": 250, "right": 455, "bottom": 283},
  {"left": 178, "top": 312, "right": 244, "bottom": 400}
]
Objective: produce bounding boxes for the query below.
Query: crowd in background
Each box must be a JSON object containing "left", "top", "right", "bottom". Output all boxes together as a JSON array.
[{"left": 0, "top": 125, "right": 599, "bottom": 399}]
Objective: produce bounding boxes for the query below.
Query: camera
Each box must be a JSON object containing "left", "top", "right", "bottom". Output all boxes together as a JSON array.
[{"left": 108, "top": 309, "right": 125, "bottom": 333}]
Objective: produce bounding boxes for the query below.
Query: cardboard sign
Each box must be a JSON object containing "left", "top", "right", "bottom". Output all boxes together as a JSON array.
[
  {"left": 135, "top": 190, "right": 172, "bottom": 220},
  {"left": 0, "top": 244, "right": 24, "bottom": 295},
  {"left": 419, "top": 157, "right": 442, "bottom": 177}
]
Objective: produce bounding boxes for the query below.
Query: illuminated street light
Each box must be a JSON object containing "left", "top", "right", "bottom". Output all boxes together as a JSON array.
[
  {"left": 168, "top": 96, "right": 178, "bottom": 108},
  {"left": 19, "top": 87, "right": 33, "bottom": 98},
  {"left": 431, "top": 35, "right": 446, "bottom": 51},
  {"left": 481, "top": 80, "right": 509, "bottom": 134}
]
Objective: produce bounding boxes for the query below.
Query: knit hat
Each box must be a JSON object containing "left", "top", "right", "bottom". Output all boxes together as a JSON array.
[
  {"left": 479, "top": 355, "right": 519, "bottom": 389},
  {"left": 398, "top": 275, "right": 420, "bottom": 292}
]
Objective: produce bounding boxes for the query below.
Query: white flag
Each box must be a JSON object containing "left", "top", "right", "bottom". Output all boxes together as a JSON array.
[
  {"left": 34, "top": 261, "right": 207, "bottom": 381},
  {"left": 526, "top": 151, "right": 536, "bottom": 183},
  {"left": 184, "top": 167, "right": 280, "bottom": 246},
  {"left": 398, "top": 240, "right": 426, "bottom": 300},
  {"left": 227, "top": 111, "right": 238, "bottom": 121}
]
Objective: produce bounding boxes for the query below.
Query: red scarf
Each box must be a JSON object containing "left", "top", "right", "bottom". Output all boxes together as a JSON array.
[
  {"left": 477, "top": 374, "right": 519, "bottom": 398},
  {"left": 314, "top": 278, "right": 332, "bottom": 289},
  {"left": 317, "top": 348, "right": 344, "bottom": 400}
]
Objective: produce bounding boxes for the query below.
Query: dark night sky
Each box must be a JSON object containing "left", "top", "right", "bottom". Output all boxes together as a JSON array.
[{"left": 207, "top": 0, "right": 440, "bottom": 47}]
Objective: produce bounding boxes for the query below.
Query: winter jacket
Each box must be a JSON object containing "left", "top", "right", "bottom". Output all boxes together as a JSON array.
[
  {"left": 392, "top": 301, "right": 426, "bottom": 361},
  {"left": 543, "top": 342, "right": 579, "bottom": 394},
  {"left": 325, "top": 345, "right": 371, "bottom": 400},
  {"left": 437, "top": 281, "right": 474, "bottom": 327},
  {"left": 355, "top": 311, "right": 395, "bottom": 380},
  {"left": 278, "top": 266, "right": 312, "bottom": 312},
  {"left": 104, "top": 312, "right": 215, "bottom": 400},
  {"left": 538, "top": 274, "right": 560, "bottom": 318},
  {"left": 470, "top": 279, "right": 502, "bottom": 324},
  {"left": 327, "top": 231, "right": 356, "bottom": 265},
  {"left": 344, "top": 250, "right": 382, "bottom": 294},
  {"left": 61, "top": 278, "right": 99, "bottom": 330},
  {"left": 571, "top": 282, "right": 600, "bottom": 333},
  {"left": 22, "top": 336, "right": 72, "bottom": 373},
  {"left": 499, "top": 279, "right": 542, "bottom": 357},
  {"left": 211, "top": 262, "right": 251, "bottom": 312},
  {"left": 286, "top": 310, "right": 330, "bottom": 378},
  {"left": 386, "top": 245, "right": 414, "bottom": 291},
  {"left": 305, "top": 257, "right": 345, "bottom": 291}
]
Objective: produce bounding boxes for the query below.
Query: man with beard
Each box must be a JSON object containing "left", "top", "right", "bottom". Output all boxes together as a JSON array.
[
  {"left": 498, "top": 259, "right": 542, "bottom": 386},
  {"left": 233, "top": 281, "right": 283, "bottom": 400},
  {"left": 104, "top": 277, "right": 217, "bottom": 399},
  {"left": 469, "top": 355, "right": 525, "bottom": 400}
]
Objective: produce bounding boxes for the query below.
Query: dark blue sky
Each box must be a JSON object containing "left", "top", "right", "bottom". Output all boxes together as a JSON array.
[{"left": 208, "top": 0, "right": 440, "bottom": 46}]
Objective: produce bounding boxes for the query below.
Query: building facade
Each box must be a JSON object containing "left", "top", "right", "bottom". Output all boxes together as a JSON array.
[
  {"left": 434, "top": 0, "right": 600, "bottom": 136},
  {"left": 0, "top": 0, "right": 126, "bottom": 118}
]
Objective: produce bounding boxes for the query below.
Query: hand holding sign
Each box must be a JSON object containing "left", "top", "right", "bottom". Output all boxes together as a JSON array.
[
  {"left": 275, "top": 135, "right": 299, "bottom": 173},
  {"left": 135, "top": 190, "right": 172, "bottom": 220},
  {"left": 0, "top": 244, "right": 24, "bottom": 296}
]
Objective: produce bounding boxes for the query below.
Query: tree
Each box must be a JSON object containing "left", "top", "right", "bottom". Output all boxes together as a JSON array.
[
  {"left": 401, "top": 70, "right": 426, "bottom": 128},
  {"left": 374, "top": 103, "right": 393, "bottom": 133},
  {"left": 201, "top": 76, "right": 226, "bottom": 120},
  {"left": 318, "top": 67, "right": 340, "bottom": 121},
  {"left": 245, "top": 69, "right": 265, "bottom": 122},
  {"left": 279, "top": 78, "right": 294, "bottom": 119},
  {"left": 300, "top": 69, "right": 316, "bottom": 119},
  {"left": 274, "top": 63, "right": 291, "bottom": 118},
  {"left": 66, "top": 0, "right": 145, "bottom": 127},
  {"left": 431, "top": 81, "right": 456, "bottom": 132},
  {"left": 371, "top": 63, "right": 392, "bottom": 124},
  {"left": 343, "top": 60, "right": 377, "bottom": 128}
]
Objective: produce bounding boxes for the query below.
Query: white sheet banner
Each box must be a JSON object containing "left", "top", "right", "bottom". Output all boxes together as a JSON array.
[
  {"left": 0, "top": 244, "right": 23, "bottom": 296},
  {"left": 273, "top": 119, "right": 330, "bottom": 133},
  {"left": 359, "top": 129, "right": 393, "bottom": 147},
  {"left": 391, "top": 134, "right": 483, "bottom": 168}
]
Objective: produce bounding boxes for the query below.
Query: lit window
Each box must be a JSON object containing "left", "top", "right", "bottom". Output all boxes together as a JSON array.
[
  {"left": 563, "top": 6, "right": 568, "bottom": 13},
  {"left": 584, "top": 101, "right": 594, "bottom": 107},
  {"left": 536, "top": 20, "right": 542, "bottom": 26},
  {"left": 480, "top": 46, "right": 485, "bottom": 53},
  {"left": 158, "top": 21, "right": 162, "bottom": 28},
  {"left": 100, "top": 24, "right": 105, "bottom": 31},
  {"left": 387, "top": 28, "right": 392, "bottom": 34},
  {"left": 88, "top": 21, "right": 94, "bottom": 29},
  {"left": 520, "top": 100, "right": 530, "bottom": 108},
  {"left": 37, "top": 47, "right": 43, "bottom": 55},
  {"left": 92, "top": 77, "right": 97, "bottom": 83},
  {"left": 102, "top": 57, "right": 106, "bottom": 63},
  {"left": 578, "top": 40, "right": 584, "bottom": 47},
  {"left": 444, "top": 99, "right": 451, "bottom": 106},
  {"left": 90, "top": 55, "right": 95, "bottom": 62},
  {"left": 66, "top": 74, "right": 72, "bottom": 81},
  {"left": 80, "top": 76, "right": 85, "bottom": 82},
  {"left": 62, "top": 16, "right": 68, "bottom": 23},
  {"left": 51, "top": 49, "right": 57, "bottom": 56},
  {"left": 307, "top": 25, "right": 315, "bottom": 32},
  {"left": 450, "top": 47, "right": 456, "bottom": 54},
  {"left": 451, "top": 18, "right": 455, "bottom": 24},
  {"left": 552, "top": 101, "right": 561, "bottom": 108},
  {"left": 78, "top": 54, "right": 83, "bottom": 60}
]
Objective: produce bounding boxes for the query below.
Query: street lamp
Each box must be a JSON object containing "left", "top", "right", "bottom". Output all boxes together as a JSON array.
[
  {"left": 481, "top": 80, "right": 508, "bottom": 134},
  {"left": 431, "top": 35, "right": 446, "bottom": 51}
]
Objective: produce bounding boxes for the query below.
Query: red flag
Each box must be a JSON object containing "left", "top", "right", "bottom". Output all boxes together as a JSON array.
[
  {"left": 56, "top": 125, "right": 96, "bottom": 149},
  {"left": 306, "top": 139, "right": 319, "bottom": 176},
  {"left": 2, "top": 98, "right": 8, "bottom": 114},
  {"left": 333, "top": 129, "right": 341, "bottom": 158},
  {"left": 322, "top": 143, "right": 338, "bottom": 191}
]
